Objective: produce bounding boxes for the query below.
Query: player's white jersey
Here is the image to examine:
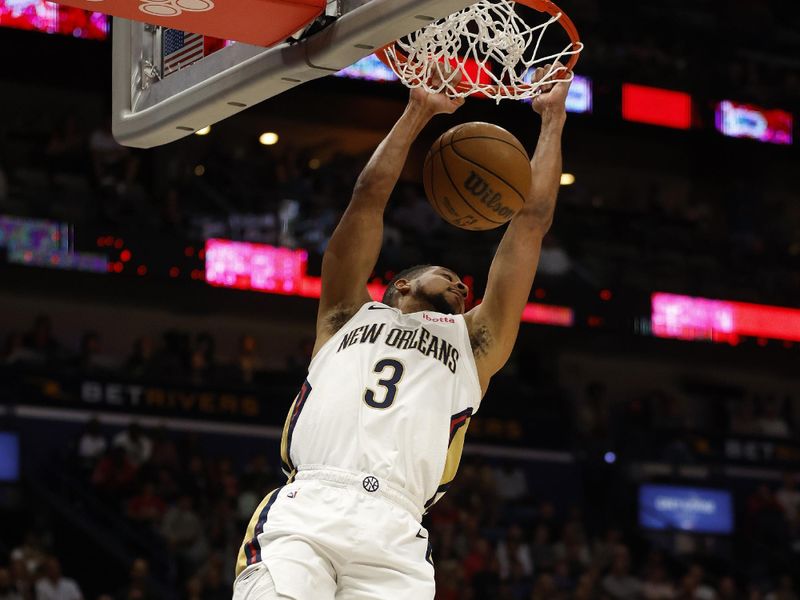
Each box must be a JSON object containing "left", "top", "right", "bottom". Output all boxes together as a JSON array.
[{"left": 279, "top": 301, "right": 482, "bottom": 513}]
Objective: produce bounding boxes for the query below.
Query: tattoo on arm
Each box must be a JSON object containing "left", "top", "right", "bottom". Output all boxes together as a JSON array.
[{"left": 470, "top": 324, "right": 492, "bottom": 359}]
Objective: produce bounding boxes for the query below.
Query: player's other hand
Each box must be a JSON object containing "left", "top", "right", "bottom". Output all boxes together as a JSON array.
[
  {"left": 531, "top": 62, "right": 571, "bottom": 119},
  {"left": 409, "top": 64, "right": 465, "bottom": 116}
]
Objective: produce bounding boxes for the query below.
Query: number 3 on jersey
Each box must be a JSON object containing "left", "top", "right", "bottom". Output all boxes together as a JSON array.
[{"left": 364, "top": 358, "right": 404, "bottom": 409}]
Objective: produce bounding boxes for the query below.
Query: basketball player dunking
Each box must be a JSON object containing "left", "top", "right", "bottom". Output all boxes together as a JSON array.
[{"left": 234, "top": 63, "right": 571, "bottom": 599}]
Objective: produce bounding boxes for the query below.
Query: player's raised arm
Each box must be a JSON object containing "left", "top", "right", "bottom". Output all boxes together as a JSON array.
[
  {"left": 465, "top": 64, "right": 570, "bottom": 387},
  {"left": 314, "top": 82, "right": 464, "bottom": 354}
]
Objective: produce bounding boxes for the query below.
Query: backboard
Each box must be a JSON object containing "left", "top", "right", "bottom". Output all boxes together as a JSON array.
[{"left": 112, "top": 0, "right": 477, "bottom": 148}]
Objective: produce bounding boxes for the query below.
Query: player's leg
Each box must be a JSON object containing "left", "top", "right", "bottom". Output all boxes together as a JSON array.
[
  {"left": 335, "top": 560, "right": 435, "bottom": 600},
  {"left": 333, "top": 511, "right": 435, "bottom": 600},
  {"left": 234, "top": 541, "right": 337, "bottom": 600},
  {"left": 232, "top": 564, "right": 288, "bottom": 600},
  {"left": 237, "top": 484, "right": 338, "bottom": 599}
]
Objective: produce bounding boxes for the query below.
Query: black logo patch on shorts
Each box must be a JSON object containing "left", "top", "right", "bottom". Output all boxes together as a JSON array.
[{"left": 362, "top": 476, "right": 380, "bottom": 492}]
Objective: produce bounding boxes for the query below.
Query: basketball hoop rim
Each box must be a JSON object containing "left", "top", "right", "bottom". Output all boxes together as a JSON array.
[{"left": 374, "top": 0, "right": 582, "bottom": 97}]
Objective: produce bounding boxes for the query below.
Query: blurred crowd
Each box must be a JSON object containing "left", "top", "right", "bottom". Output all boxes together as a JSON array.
[
  {"left": 1, "top": 420, "right": 798, "bottom": 599},
  {"left": 4, "top": 312, "right": 799, "bottom": 446},
  {"left": 575, "top": 0, "right": 800, "bottom": 106},
  {"left": 1, "top": 314, "right": 314, "bottom": 386},
  {"left": 1, "top": 107, "right": 798, "bottom": 306}
]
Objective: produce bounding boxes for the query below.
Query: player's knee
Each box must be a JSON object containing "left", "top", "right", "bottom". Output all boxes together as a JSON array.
[{"left": 233, "top": 564, "right": 285, "bottom": 600}]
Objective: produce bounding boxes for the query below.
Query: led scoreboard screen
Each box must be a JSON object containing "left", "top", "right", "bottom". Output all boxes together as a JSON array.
[
  {"left": 0, "top": 0, "right": 107, "bottom": 39},
  {"left": 715, "top": 100, "right": 792, "bottom": 145},
  {"left": 639, "top": 484, "right": 734, "bottom": 534}
]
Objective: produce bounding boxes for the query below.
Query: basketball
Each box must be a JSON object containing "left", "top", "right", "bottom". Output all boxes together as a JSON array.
[{"left": 423, "top": 122, "right": 531, "bottom": 231}]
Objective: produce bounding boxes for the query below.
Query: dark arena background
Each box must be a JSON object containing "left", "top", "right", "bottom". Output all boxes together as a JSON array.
[{"left": 1, "top": 1, "right": 799, "bottom": 599}]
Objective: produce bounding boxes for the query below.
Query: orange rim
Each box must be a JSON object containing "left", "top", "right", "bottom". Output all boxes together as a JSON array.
[{"left": 374, "top": 0, "right": 582, "bottom": 96}]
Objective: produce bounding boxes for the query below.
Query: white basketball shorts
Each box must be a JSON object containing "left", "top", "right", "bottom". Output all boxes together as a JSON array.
[{"left": 234, "top": 466, "right": 435, "bottom": 600}]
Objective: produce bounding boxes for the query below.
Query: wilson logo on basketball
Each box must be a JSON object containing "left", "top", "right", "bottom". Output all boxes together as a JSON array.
[{"left": 463, "top": 171, "right": 514, "bottom": 219}]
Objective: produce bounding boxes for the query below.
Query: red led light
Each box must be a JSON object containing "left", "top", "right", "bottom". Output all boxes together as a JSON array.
[
  {"left": 587, "top": 316, "right": 603, "bottom": 327},
  {"left": 96, "top": 237, "right": 104, "bottom": 246},
  {"left": 185, "top": 247, "right": 195, "bottom": 257},
  {"left": 120, "top": 250, "right": 132, "bottom": 262},
  {"left": 137, "top": 265, "right": 148, "bottom": 276},
  {"left": 600, "top": 289, "right": 612, "bottom": 301},
  {"left": 113, "top": 262, "right": 124, "bottom": 273},
  {"left": 757, "top": 338, "right": 768, "bottom": 347},
  {"left": 521, "top": 303, "right": 574, "bottom": 327},
  {"left": 198, "top": 249, "right": 205, "bottom": 260},
  {"left": 169, "top": 267, "right": 180, "bottom": 278},
  {"left": 114, "top": 238, "right": 124, "bottom": 249},
  {"left": 622, "top": 84, "right": 692, "bottom": 129},
  {"left": 653, "top": 293, "right": 800, "bottom": 343}
]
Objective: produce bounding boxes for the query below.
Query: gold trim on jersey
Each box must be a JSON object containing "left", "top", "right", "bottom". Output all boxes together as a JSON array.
[
  {"left": 425, "top": 408, "right": 473, "bottom": 510},
  {"left": 279, "top": 395, "right": 298, "bottom": 477},
  {"left": 235, "top": 488, "right": 280, "bottom": 577}
]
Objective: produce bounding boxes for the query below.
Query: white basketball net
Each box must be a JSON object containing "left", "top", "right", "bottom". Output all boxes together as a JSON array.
[{"left": 383, "top": 0, "right": 583, "bottom": 102}]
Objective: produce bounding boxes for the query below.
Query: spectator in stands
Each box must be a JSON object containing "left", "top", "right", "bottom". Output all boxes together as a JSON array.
[
  {"left": 161, "top": 495, "right": 209, "bottom": 576},
  {"left": 149, "top": 426, "right": 179, "bottom": 472},
  {"left": 0, "top": 567, "right": 22, "bottom": 600},
  {"left": 678, "top": 564, "right": 715, "bottom": 600},
  {"left": 10, "top": 533, "right": 47, "bottom": 581},
  {"left": 196, "top": 554, "right": 227, "bottom": 600},
  {"left": 757, "top": 397, "right": 791, "bottom": 438},
  {"left": 461, "top": 537, "right": 494, "bottom": 586},
  {"left": 8, "top": 558, "right": 32, "bottom": 600},
  {"left": 154, "top": 468, "right": 180, "bottom": 505},
  {"left": 493, "top": 462, "right": 528, "bottom": 504},
  {"left": 554, "top": 521, "right": 592, "bottom": 575},
  {"left": 766, "top": 575, "right": 798, "bottom": 600},
  {"left": 91, "top": 446, "right": 137, "bottom": 500},
  {"left": 235, "top": 334, "right": 262, "bottom": 384},
  {"left": 188, "top": 332, "right": 216, "bottom": 385},
  {"left": 529, "top": 523, "right": 556, "bottom": 573},
  {"left": 2, "top": 332, "right": 39, "bottom": 366},
  {"left": 729, "top": 398, "right": 761, "bottom": 436},
  {"left": 22, "top": 315, "right": 61, "bottom": 364},
  {"left": 717, "top": 576, "right": 739, "bottom": 600},
  {"left": 114, "top": 558, "right": 158, "bottom": 600},
  {"left": 112, "top": 423, "right": 152, "bottom": 467},
  {"left": 184, "top": 577, "right": 203, "bottom": 600},
  {"left": 775, "top": 472, "right": 800, "bottom": 534},
  {"left": 746, "top": 484, "right": 790, "bottom": 547},
  {"left": 124, "top": 337, "right": 157, "bottom": 380},
  {"left": 76, "top": 332, "right": 116, "bottom": 373},
  {"left": 531, "top": 573, "right": 559, "bottom": 600},
  {"left": 182, "top": 456, "right": 210, "bottom": 500},
  {"left": 601, "top": 545, "right": 641, "bottom": 600},
  {"left": 497, "top": 525, "right": 533, "bottom": 581},
  {"left": 34, "top": 558, "right": 82, "bottom": 600},
  {"left": 126, "top": 482, "right": 167, "bottom": 529},
  {"left": 433, "top": 560, "right": 463, "bottom": 600},
  {"left": 76, "top": 417, "right": 107, "bottom": 471}
]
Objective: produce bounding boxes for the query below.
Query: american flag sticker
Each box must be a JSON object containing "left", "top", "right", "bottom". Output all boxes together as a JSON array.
[{"left": 162, "top": 29, "right": 205, "bottom": 74}]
